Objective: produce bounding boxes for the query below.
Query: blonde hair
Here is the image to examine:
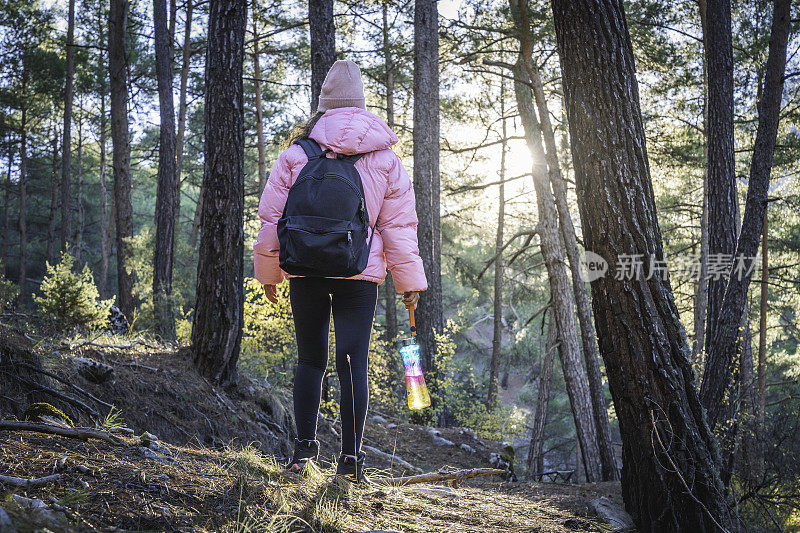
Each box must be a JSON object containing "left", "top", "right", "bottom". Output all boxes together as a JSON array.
[{"left": 283, "top": 111, "right": 324, "bottom": 149}]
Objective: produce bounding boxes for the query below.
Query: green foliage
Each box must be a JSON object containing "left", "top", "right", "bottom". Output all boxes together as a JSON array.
[
  {"left": 0, "top": 264, "right": 19, "bottom": 309},
  {"left": 240, "top": 278, "right": 297, "bottom": 383},
  {"left": 34, "top": 252, "right": 113, "bottom": 330}
]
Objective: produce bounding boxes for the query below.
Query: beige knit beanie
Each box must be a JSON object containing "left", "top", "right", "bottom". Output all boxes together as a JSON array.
[{"left": 317, "top": 60, "right": 366, "bottom": 112}]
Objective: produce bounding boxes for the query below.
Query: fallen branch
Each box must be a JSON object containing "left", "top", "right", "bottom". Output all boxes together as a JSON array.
[
  {"left": 374, "top": 467, "right": 505, "bottom": 486},
  {"left": 2, "top": 372, "right": 99, "bottom": 419},
  {"left": 69, "top": 339, "right": 157, "bottom": 351},
  {"left": 0, "top": 420, "right": 125, "bottom": 445},
  {"left": 362, "top": 444, "right": 422, "bottom": 474},
  {"left": 0, "top": 473, "right": 61, "bottom": 488},
  {"left": 17, "top": 362, "right": 114, "bottom": 410},
  {"left": 107, "top": 359, "right": 161, "bottom": 373}
]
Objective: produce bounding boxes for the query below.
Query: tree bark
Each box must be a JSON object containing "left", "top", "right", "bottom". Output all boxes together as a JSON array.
[
  {"left": 46, "top": 124, "right": 60, "bottom": 265},
  {"left": 512, "top": 0, "right": 617, "bottom": 480},
  {"left": 17, "top": 102, "right": 28, "bottom": 304},
  {"left": 487, "top": 80, "right": 506, "bottom": 411},
  {"left": 109, "top": 0, "right": 135, "bottom": 320},
  {"left": 413, "top": 0, "right": 443, "bottom": 397},
  {"left": 512, "top": 57, "right": 602, "bottom": 483},
  {"left": 251, "top": 0, "right": 267, "bottom": 192},
  {"left": 308, "top": 0, "right": 335, "bottom": 113},
  {"left": 2, "top": 147, "right": 11, "bottom": 273},
  {"left": 75, "top": 103, "right": 84, "bottom": 263},
  {"left": 699, "top": 0, "right": 790, "bottom": 430},
  {"left": 382, "top": 2, "right": 397, "bottom": 345},
  {"left": 192, "top": 0, "right": 247, "bottom": 387},
  {"left": 527, "top": 318, "right": 555, "bottom": 477},
  {"left": 754, "top": 213, "right": 768, "bottom": 477},
  {"left": 99, "top": 92, "right": 110, "bottom": 299},
  {"left": 176, "top": 0, "right": 193, "bottom": 200},
  {"left": 153, "top": 0, "right": 178, "bottom": 339},
  {"left": 551, "top": 0, "right": 731, "bottom": 529},
  {"left": 703, "top": 0, "right": 738, "bottom": 376},
  {"left": 692, "top": 0, "right": 710, "bottom": 369},
  {"left": 60, "top": 0, "right": 76, "bottom": 254}
]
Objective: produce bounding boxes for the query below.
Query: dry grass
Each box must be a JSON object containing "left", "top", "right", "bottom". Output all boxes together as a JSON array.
[{"left": 0, "top": 429, "right": 615, "bottom": 532}]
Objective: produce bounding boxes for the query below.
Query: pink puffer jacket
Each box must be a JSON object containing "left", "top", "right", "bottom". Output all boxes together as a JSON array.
[{"left": 253, "top": 107, "right": 428, "bottom": 293}]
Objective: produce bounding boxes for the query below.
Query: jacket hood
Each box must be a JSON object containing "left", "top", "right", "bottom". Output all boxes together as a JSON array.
[{"left": 309, "top": 107, "right": 398, "bottom": 155}]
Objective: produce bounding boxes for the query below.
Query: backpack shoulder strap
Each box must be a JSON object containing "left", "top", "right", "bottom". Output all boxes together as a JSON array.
[
  {"left": 296, "top": 139, "right": 325, "bottom": 160},
  {"left": 335, "top": 152, "right": 365, "bottom": 164}
]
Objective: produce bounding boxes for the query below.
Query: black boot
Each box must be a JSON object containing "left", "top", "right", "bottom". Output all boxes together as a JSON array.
[
  {"left": 286, "top": 438, "right": 320, "bottom": 474},
  {"left": 336, "top": 450, "right": 367, "bottom": 483}
]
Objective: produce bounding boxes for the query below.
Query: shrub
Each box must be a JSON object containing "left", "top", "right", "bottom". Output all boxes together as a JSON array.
[
  {"left": 0, "top": 263, "right": 18, "bottom": 309},
  {"left": 34, "top": 252, "right": 114, "bottom": 330}
]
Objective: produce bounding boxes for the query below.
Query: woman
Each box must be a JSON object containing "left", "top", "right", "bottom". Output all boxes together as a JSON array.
[{"left": 253, "top": 60, "right": 427, "bottom": 482}]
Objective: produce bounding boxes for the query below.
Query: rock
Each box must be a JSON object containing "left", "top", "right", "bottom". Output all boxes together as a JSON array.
[
  {"left": 54, "top": 457, "right": 68, "bottom": 471},
  {"left": 74, "top": 356, "right": 114, "bottom": 384},
  {"left": 409, "top": 485, "right": 461, "bottom": 499},
  {"left": 426, "top": 427, "right": 441, "bottom": 437},
  {"left": 78, "top": 479, "right": 89, "bottom": 489},
  {"left": 386, "top": 422, "right": 397, "bottom": 430},
  {"left": 459, "top": 427, "right": 478, "bottom": 439},
  {"left": 369, "top": 414, "right": 387, "bottom": 425},
  {"left": 459, "top": 443, "right": 476, "bottom": 454},
  {"left": 10, "top": 496, "right": 67, "bottom": 530},
  {"left": 588, "top": 497, "right": 635, "bottom": 532},
  {"left": 139, "top": 432, "right": 170, "bottom": 455},
  {"left": 137, "top": 446, "right": 172, "bottom": 465},
  {"left": 109, "top": 426, "right": 134, "bottom": 435},
  {"left": 431, "top": 436, "right": 454, "bottom": 447},
  {"left": 105, "top": 305, "right": 129, "bottom": 335},
  {"left": 0, "top": 507, "right": 16, "bottom": 533}
]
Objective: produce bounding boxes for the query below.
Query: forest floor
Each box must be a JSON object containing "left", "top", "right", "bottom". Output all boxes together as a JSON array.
[{"left": 0, "top": 321, "right": 631, "bottom": 532}]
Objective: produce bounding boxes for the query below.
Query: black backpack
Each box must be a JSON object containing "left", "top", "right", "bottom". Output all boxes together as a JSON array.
[{"left": 277, "top": 139, "right": 375, "bottom": 277}]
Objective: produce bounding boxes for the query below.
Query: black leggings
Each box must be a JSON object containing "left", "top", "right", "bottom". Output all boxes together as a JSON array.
[{"left": 289, "top": 277, "right": 378, "bottom": 455}]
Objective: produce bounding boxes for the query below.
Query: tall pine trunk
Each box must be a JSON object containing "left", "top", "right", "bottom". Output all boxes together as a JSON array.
[
  {"left": 512, "top": 0, "right": 617, "bottom": 480},
  {"left": 251, "top": 0, "right": 267, "bottom": 192},
  {"left": 413, "top": 0, "right": 443, "bottom": 400},
  {"left": 75, "top": 105, "right": 84, "bottom": 262},
  {"left": 153, "top": 0, "right": 178, "bottom": 339},
  {"left": 17, "top": 98, "right": 28, "bottom": 304},
  {"left": 46, "top": 124, "right": 60, "bottom": 264},
  {"left": 382, "top": 2, "right": 397, "bottom": 344},
  {"left": 61, "top": 0, "right": 76, "bottom": 254},
  {"left": 527, "top": 318, "right": 556, "bottom": 478},
  {"left": 192, "top": 0, "right": 247, "bottom": 387},
  {"left": 308, "top": 0, "right": 335, "bottom": 112},
  {"left": 109, "top": 0, "right": 135, "bottom": 320},
  {"left": 99, "top": 93, "right": 110, "bottom": 299},
  {"left": 177, "top": 0, "right": 193, "bottom": 236},
  {"left": 700, "top": 0, "right": 790, "bottom": 429},
  {"left": 2, "top": 147, "right": 11, "bottom": 273},
  {"left": 551, "top": 0, "right": 731, "bottom": 529},
  {"left": 512, "top": 58, "right": 602, "bottom": 483},
  {"left": 755, "top": 212, "right": 768, "bottom": 477},
  {"left": 487, "top": 79, "right": 506, "bottom": 411}
]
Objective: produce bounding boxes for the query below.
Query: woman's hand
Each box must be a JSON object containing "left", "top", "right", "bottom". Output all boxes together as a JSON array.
[
  {"left": 402, "top": 291, "right": 420, "bottom": 310},
  {"left": 263, "top": 284, "right": 278, "bottom": 304}
]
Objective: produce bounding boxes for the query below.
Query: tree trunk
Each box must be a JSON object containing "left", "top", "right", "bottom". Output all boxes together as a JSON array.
[
  {"left": 699, "top": 0, "right": 790, "bottom": 430},
  {"left": 692, "top": 0, "right": 710, "bottom": 369},
  {"left": 46, "top": 125, "right": 60, "bottom": 265},
  {"left": 176, "top": 0, "right": 193, "bottom": 204},
  {"left": 527, "top": 317, "right": 556, "bottom": 478},
  {"left": 755, "top": 212, "right": 768, "bottom": 477},
  {"left": 192, "top": 0, "right": 247, "bottom": 387},
  {"left": 413, "top": 0, "right": 443, "bottom": 395},
  {"left": 487, "top": 80, "right": 506, "bottom": 411},
  {"left": 75, "top": 105, "right": 84, "bottom": 263},
  {"left": 552, "top": 0, "right": 731, "bottom": 529},
  {"left": 512, "top": 0, "right": 617, "bottom": 480},
  {"left": 251, "top": 0, "right": 267, "bottom": 192},
  {"left": 109, "top": 0, "right": 135, "bottom": 321},
  {"left": 2, "top": 148, "right": 11, "bottom": 273},
  {"left": 382, "top": 2, "right": 397, "bottom": 345},
  {"left": 99, "top": 93, "right": 110, "bottom": 299},
  {"left": 703, "top": 0, "right": 738, "bottom": 377},
  {"left": 512, "top": 57, "right": 602, "bottom": 483},
  {"left": 308, "top": 0, "right": 335, "bottom": 112},
  {"left": 17, "top": 104, "right": 27, "bottom": 304},
  {"left": 60, "top": 0, "right": 76, "bottom": 254},
  {"left": 153, "top": 0, "right": 178, "bottom": 339}
]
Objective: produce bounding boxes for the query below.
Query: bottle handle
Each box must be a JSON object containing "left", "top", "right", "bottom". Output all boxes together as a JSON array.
[{"left": 408, "top": 305, "right": 416, "bottom": 338}]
